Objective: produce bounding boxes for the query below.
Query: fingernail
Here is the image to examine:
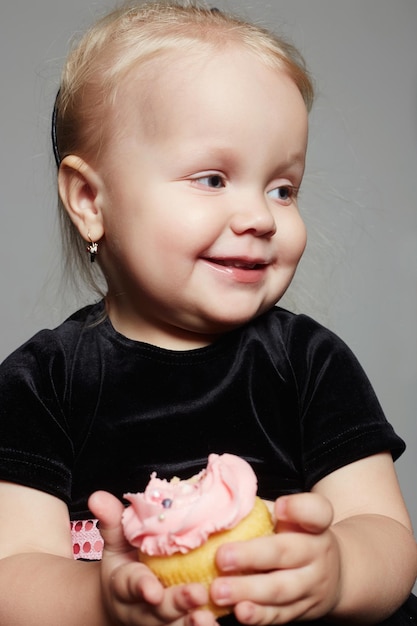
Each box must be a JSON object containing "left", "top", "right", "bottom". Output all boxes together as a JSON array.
[
  {"left": 275, "top": 496, "right": 288, "bottom": 518},
  {"left": 240, "top": 602, "right": 256, "bottom": 623},
  {"left": 212, "top": 580, "right": 231, "bottom": 601},
  {"left": 217, "top": 545, "right": 236, "bottom": 571}
]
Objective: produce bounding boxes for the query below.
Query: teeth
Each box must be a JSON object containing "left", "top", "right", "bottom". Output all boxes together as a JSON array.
[
  {"left": 233, "top": 262, "right": 256, "bottom": 269},
  {"left": 213, "top": 259, "right": 260, "bottom": 269}
]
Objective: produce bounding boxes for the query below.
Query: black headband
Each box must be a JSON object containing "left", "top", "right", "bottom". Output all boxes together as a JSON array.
[{"left": 51, "top": 89, "right": 61, "bottom": 168}]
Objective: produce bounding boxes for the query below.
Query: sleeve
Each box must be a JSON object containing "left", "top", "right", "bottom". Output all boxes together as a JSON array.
[
  {"left": 0, "top": 332, "right": 73, "bottom": 503},
  {"left": 283, "top": 314, "right": 405, "bottom": 490}
]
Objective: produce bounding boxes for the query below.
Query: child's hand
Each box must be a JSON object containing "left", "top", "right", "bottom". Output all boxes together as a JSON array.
[
  {"left": 210, "top": 492, "right": 341, "bottom": 624},
  {"left": 89, "top": 491, "right": 216, "bottom": 626}
]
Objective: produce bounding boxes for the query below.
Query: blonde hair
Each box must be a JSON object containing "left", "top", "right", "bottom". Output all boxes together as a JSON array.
[{"left": 55, "top": 0, "right": 314, "bottom": 297}]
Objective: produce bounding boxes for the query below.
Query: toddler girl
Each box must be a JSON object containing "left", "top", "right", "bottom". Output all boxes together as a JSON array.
[{"left": 0, "top": 2, "right": 416, "bottom": 625}]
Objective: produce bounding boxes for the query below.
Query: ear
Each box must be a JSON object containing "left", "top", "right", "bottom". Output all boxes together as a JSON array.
[{"left": 58, "top": 155, "right": 105, "bottom": 243}]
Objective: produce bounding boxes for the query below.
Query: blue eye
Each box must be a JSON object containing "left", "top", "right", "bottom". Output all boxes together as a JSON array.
[
  {"left": 267, "top": 186, "right": 296, "bottom": 202},
  {"left": 196, "top": 174, "right": 225, "bottom": 189}
]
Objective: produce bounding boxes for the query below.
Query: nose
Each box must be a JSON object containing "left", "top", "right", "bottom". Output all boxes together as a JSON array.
[{"left": 229, "top": 194, "right": 277, "bottom": 238}]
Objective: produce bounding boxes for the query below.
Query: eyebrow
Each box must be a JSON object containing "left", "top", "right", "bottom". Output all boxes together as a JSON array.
[
  {"left": 175, "top": 142, "right": 306, "bottom": 180},
  {"left": 270, "top": 151, "right": 306, "bottom": 176},
  {"left": 278, "top": 151, "right": 303, "bottom": 166},
  {"left": 176, "top": 144, "right": 239, "bottom": 173}
]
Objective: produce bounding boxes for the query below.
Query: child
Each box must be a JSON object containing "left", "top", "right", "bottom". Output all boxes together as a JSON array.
[{"left": 0, "top": 1, "right": 416, "bottom": 624}]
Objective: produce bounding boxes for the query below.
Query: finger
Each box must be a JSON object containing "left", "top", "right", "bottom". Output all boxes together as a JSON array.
[
  {"left": 233, "top": 596, "right": 314, "bottom": 626},
  {"left": 88, "top": 490, "right": 132, "bottom": 555},
  {"left": 114, "top": 559, "right": 209, "bottom": 611},
  {"left": 169, "top": 583, "right": 210, "bottom": 614},
  {"left": 113, "top": 567, "right": 210, "bottom": 623},
  {"left": 110, "top": 560, "right": 164, "bottom": 605},
  {"left": 210, "top": 568, "right": 313, "bottom": 620},
  {"left": 216, "top": 532, "right": 316, "bottom": 574},
  {"left": 211, "top": 568, "right": 308, "bottom": 612},
  {"left": 139, "top": 583, "right": 211, "bottom": 623},
  {"left": 274, "top": 492, "right": 333, "bottom": 534},
  {"left": 185, "top": 608, "right": 219, "bottom": 626}
]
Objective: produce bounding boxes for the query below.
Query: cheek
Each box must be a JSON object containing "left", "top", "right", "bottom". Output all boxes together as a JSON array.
[
  {"left": 157, "top": 212, "right": 218, "bottom": 254},
  {"left": 296, "top": 220, "right": 308, "bottom": 256},
  {"left": 277, "top": 216, "right": 307, "bottom": 262}
]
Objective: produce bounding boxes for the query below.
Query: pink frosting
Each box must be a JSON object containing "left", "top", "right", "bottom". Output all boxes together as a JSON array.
[{"left": 122, "top": 453, "right": 257, "bottom": 556}]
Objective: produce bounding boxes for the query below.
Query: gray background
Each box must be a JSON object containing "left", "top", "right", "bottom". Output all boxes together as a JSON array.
[{"left": 1, "top": 0, "right": 416, "bottom": 586}]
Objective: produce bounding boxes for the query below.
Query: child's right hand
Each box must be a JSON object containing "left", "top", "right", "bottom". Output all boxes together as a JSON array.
[{"left": 89, "top": 491, "right": 216, "bottom": 626}]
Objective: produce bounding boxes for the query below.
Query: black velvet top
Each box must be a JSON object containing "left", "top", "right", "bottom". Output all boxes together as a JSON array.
[{"left": 0, "top": 301, "right": 404, "bottom": 521}]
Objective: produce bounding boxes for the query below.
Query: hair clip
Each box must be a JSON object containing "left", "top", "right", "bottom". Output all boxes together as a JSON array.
[{"left": 51, "top": 89, "right": 61, "bottom": 168}]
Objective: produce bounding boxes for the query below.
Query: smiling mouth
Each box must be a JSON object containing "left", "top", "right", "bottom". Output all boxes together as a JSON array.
[{"left": 205, "top": 258, "right": 267, "bottom": 270}]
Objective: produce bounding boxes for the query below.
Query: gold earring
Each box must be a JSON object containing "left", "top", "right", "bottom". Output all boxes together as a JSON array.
[{"left": 86, "top": 233, "right": 98, "bottom": 263}]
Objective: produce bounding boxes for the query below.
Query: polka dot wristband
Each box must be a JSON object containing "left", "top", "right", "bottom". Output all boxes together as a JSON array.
[{"left": 70, "top": 519, "right": 104, "bottom": 560}]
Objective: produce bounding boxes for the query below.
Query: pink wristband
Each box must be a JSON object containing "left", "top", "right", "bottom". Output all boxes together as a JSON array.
[{"left": 70, "top": 519, "right": 104, "bottom": 560}]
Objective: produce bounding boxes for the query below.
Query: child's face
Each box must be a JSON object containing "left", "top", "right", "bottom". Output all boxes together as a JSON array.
[{"left": 96, "top": 47, "right": 308, "bottom": 347}]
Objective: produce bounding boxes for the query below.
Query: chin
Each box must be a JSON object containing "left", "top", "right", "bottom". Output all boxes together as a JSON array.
[{"left": 193, "top": 306, "right": 270, "bottom": 335}]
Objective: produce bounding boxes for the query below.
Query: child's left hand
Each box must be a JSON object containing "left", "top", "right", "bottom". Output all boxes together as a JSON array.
[
  {"left": 89, "top": 490, "right": 217, "bottom": 626},
  {"left": 210, "top": 492, "right": 341, "bottom": 624}
]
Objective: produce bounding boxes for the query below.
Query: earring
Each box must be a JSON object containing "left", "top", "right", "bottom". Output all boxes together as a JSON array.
[{"left": 86, "top": 233, "right": 98, "bottom": 263}]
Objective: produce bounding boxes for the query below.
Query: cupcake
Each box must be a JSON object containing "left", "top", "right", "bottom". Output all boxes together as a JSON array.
[{"left": 122, "top": 453, "right": 274, "bottom": 616}]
